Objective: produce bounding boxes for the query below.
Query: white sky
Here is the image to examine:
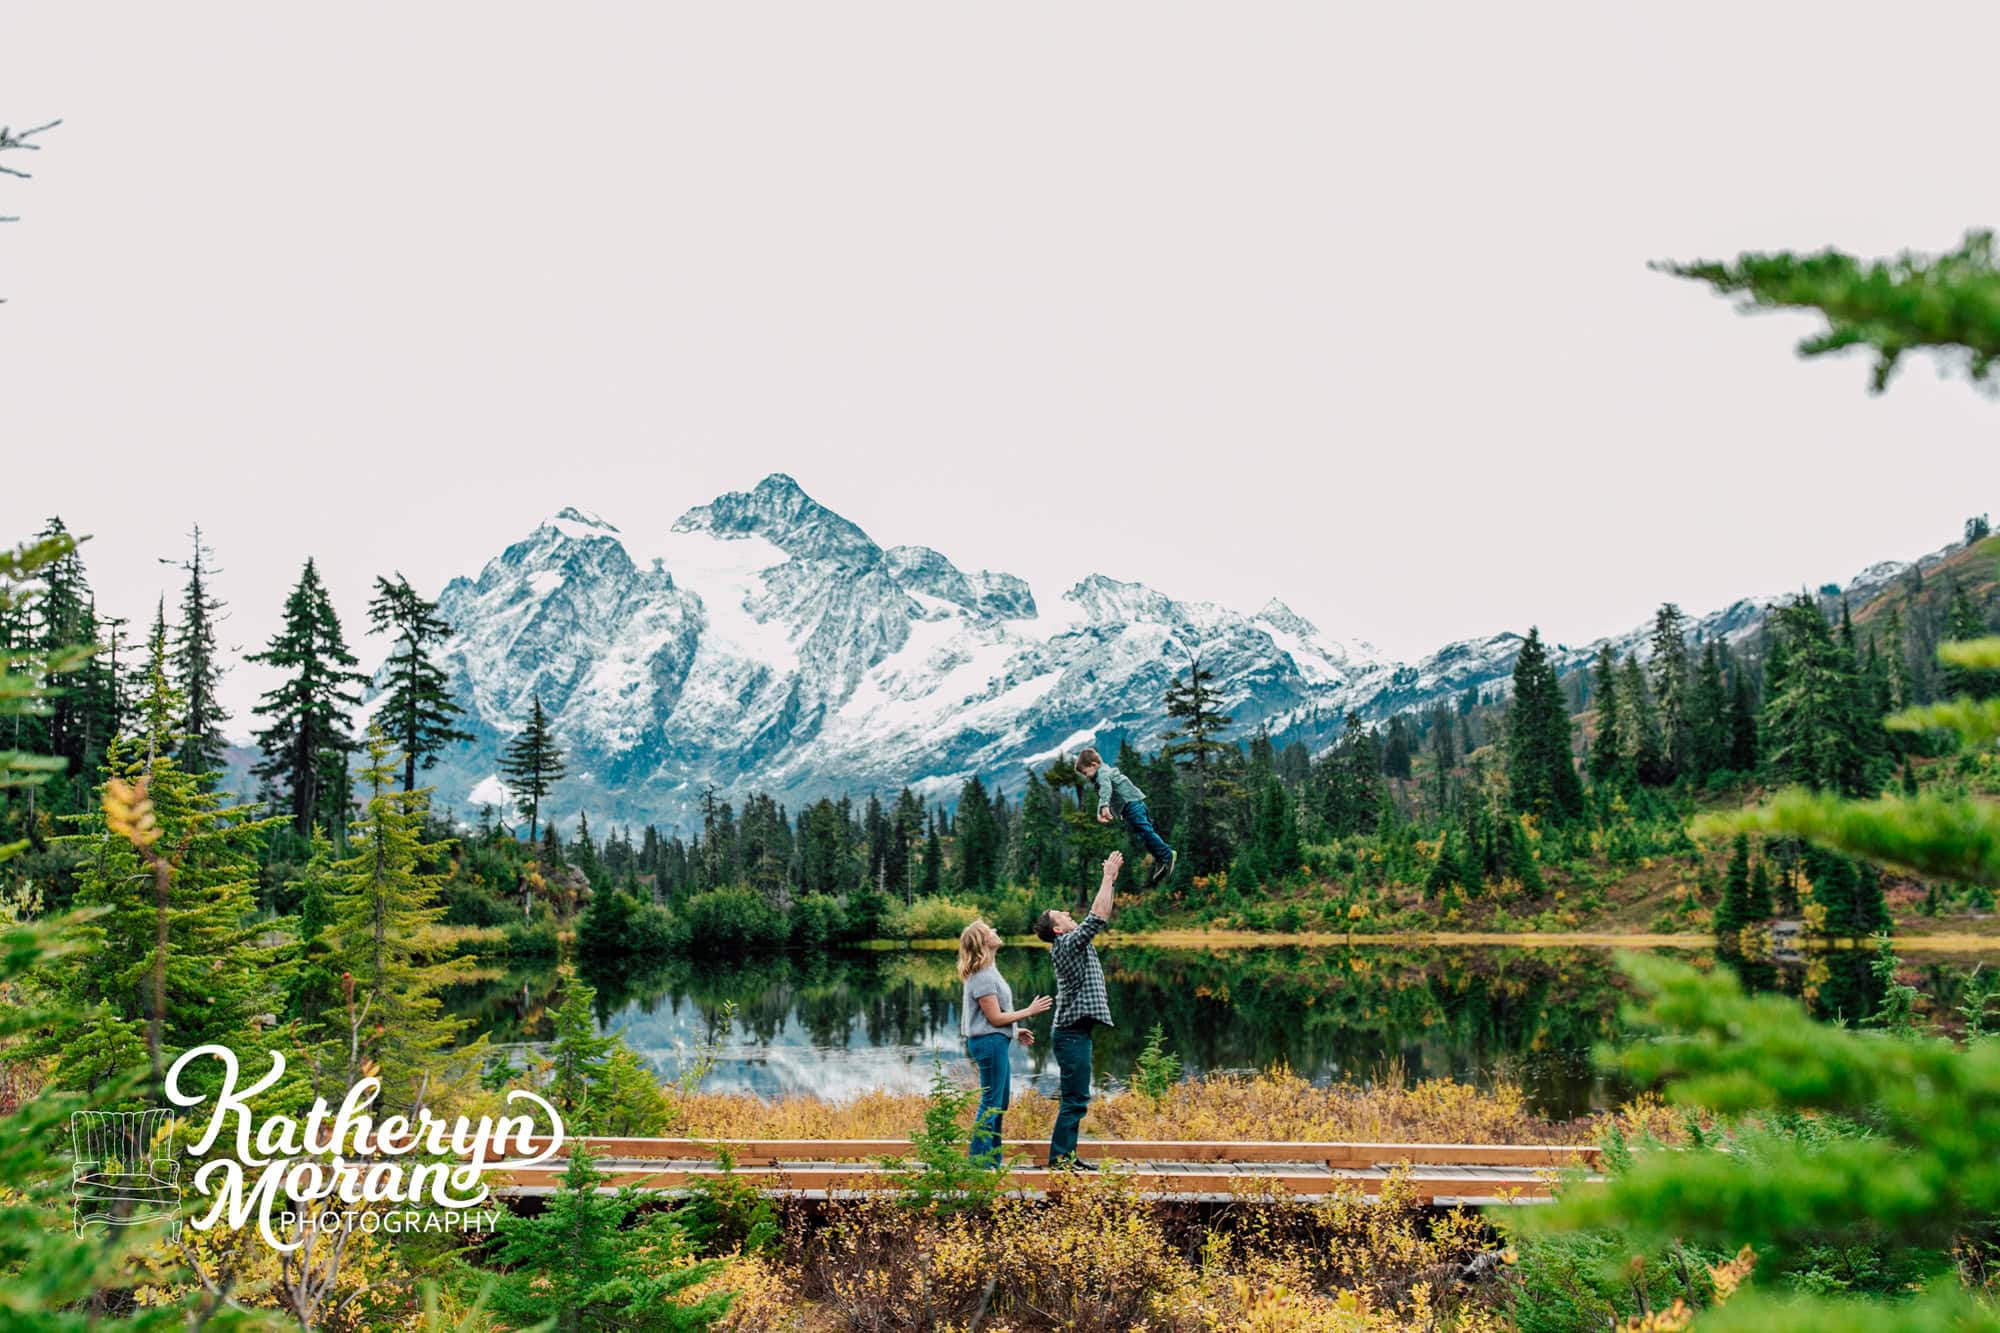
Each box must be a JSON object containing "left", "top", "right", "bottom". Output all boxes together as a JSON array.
[{"left": 6, "top": 3, "right": 1999, "bottom": 741}]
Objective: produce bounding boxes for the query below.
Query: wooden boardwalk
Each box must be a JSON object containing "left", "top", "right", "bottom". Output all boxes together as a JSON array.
[{"left": 494, "top": 1137, "right": 1602, "bottom": 1206}]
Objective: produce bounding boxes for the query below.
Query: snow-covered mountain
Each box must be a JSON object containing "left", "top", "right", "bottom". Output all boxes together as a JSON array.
[{"left": 403, "top": 474, "right": 1933, "bottom": 830}]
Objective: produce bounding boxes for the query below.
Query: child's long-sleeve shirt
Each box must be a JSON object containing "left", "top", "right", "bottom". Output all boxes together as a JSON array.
[{"left": 1090, "top": 763, "right": 1147, "bottom": 817}]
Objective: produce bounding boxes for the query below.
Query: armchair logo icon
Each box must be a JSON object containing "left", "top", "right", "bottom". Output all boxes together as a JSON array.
[{"left": 71, "top": 1109, "right": 182, "bottom": 1238}]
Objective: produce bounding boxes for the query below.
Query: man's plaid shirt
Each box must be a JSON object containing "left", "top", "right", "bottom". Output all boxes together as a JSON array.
[{"left": 1050, "top": 913, "right": 1114, "bottom": 1030}]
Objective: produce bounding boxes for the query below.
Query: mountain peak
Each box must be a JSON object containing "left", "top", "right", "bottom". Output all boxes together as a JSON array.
[
  {"left": 546, "top": 507, "right": 622, "bottom": 539},
  {"left": 1256, "top": 598, "right": 1319, "bottom": 637},
  {"left": 673, "top": 475, "right": 880, "bottom": 566}
]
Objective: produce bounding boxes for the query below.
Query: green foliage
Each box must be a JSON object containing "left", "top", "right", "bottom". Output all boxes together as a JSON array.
[
  {"left": 483, "top": 1144, "right": 732, "bottom": 1332},
  {"left": 681, "top": 1145, "right": 779, "bottom": 1258},
  {"left": 319, "top": 732, "right": 481, "bottom": 1106},
  {"left": 884, "top": 894, "right": 980, "bottom": 940},
  {"left": 1507, "top": 627, "right": 1585, "bottom": 823},
  {"left": 787, "top": 891, "right": 845, "bottom": 947},
  {"left": 1521, "top": 953, "right": 2000, "bottom": 1325},
  {"left": 678, "top": 887, "right": 786, "bottom": 952},
  {"left": 1659, "top": 228, "right": 2000, "bottom": 393},
  {"left": 576, "top": 888, "right": 676, "bottom": 956},
  {"left": 247, "top": 557, "right": 367, "bottom": 838},
  {"left": 1132, "top": 1022, "right": 1182, "bottom": 1106},
  {"left": 883, "top": 1063, "right": 1010, "bottom": 1214},
  {"left": 367, "top": 573, "right": 472, "bottom": 792},
  {"left": 498, "top": 693, "right": 566, "bottom": 842}
]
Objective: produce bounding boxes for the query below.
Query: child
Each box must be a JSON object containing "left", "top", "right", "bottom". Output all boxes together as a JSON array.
[{"left": 1074, "top": 747, "right": 1177, "bottom": 888}]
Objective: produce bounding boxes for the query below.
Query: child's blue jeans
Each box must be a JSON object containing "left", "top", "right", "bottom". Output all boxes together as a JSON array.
[{"left": 1120, "top": 800, "right": 1174, "bottom": 862}]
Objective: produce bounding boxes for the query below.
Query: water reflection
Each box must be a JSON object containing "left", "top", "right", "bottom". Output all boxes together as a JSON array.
[{"left": 440, "top": 944, "right": 2000, "bottom": 1122}]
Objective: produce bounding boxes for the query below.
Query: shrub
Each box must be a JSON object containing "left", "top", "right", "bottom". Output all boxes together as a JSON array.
[
  {"left": 577, "top": 889, "right": 677, "bottom": 956},
  {"left": 679, "top": 888, "right": 787, "bottom": 953},
  {"left": 787, "top": 893, "right": 845, "bottom": 949},
  {"left": 1132, "top": 1023, "right": 1182, "bottom": 1106},
  {"left": 978, "top": 884, "right": 1038, "bottom": 937},
  {"left": 884, "top": 895, "right": 981, "bottom": 940}
]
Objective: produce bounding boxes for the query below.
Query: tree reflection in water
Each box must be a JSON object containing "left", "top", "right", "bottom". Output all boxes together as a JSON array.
[{"left": 440, "top": 944, "right": 2000, "bottom": 1120}]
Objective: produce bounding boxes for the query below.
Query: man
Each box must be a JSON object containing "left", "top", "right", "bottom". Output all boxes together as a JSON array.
[
  {"left": 1074, "top": 748, "right": 1176, "bottom": 889},
  {"left": 1035, "top": 849, "right": 1121, "bottom": 1170}
]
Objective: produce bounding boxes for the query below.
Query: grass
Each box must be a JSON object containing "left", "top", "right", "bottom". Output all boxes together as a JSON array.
[
  {"left": 666, "top": 1066, "right": 1598, "bottom": 1147},
  {"left": 863, "top": 928, "right": 2000, "bottom": 953}
]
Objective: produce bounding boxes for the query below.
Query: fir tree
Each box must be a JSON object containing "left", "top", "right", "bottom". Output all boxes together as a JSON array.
[
  {"left": 1714, "top": 833, "right": 1754, "bottom": 941},
  {"left": 322, "top": 732, "right": 478, "bottom": 1109},
  {"left": 1586, "top": 644, "right": 1625, "bottom": 786},
  {"left": 499, "top": 692, "right": 567, "bottom": 842},
  {"left": 1619, "top": 654, "right": 1668, "bottom": 785},
  {"left": 1761, "top": 594, "right": 1876, "bottom": 797},
  {"left": 366, "top": 573, "right": 472, "bottom": 791},
  {"left": 485, "top": 1145, "right": 731, "bottom": 1332},
  {"left": 1650, "top": 603, "right": 1694, "bottom": 779},
  {"left": 166, "top": 524, "right": 231, "bottom": 780},
  {"left": 1506, "top": 627, "right": 1584, "bottom": 822},
  {"left": 954, "top": 775, "right": 1000, "bottom": 895},
  {"left": 1688, "top": 640, "right": 1732, "bottom": 782},
  {"left": 55, "top": 697, "right": 286, "bottom": 1099},
  {"left": 920, "top": 814, "right": 944, "bottom": 896},
  {"left": 1163, "top": 655, "right": 1238, "bottom": 875},
  {"left": 248, "top": 558, "right": 366, "bottom": 836},
  {"left": 1940, "top": 578, "right": 1996, "bottom": 701},
  {"left": 1728, "top": 662, "right": 1760, "bottom": 773}
]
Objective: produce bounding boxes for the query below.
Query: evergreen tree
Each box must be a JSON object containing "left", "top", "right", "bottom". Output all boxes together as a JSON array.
[
  {"left": 1506, "top": 627, "right": 1584, "bottom": 822},
  {"left": 1728, "top": 661, "right": 1760, "bottom": 773},
  {"left": 1311, "top": 711, "right": 1381, "bottom": 837},
  {"left": 499, "top": 692, "right": 567, "bottom": 842},
  {"left": 1650, "top": 603, "right": 1694, "bottom": 779},
  {"left": 485, "top": 1145, "right": 730, "bottom": 1332},
  {"left": 54, "top": 707, "right": 286, "bottom": 1099},
  {"left": 547, "top": 979, "right": 616, "bottom": 1131},
  {"left": 248, "top": 558, "right": 366, "bottom": 836},
  {"left": 1619, "top": 654, "right": 1668, "bottom": 785},
  {"left": 166, "top": 524, "right": 231, "bottom": 780},
  {"left": 1586, "top": 644, "right": 1625, "bottom": 785},
  {"left": 1714, "top": 833, "right": 1754, "bottom": 940},
  {"left": 1762, "top": 594, "right": 1876, "bottom": 797},
  {"left": 1940, "top": 579, "right": 1996, "bottom": 701},
  {"left": 954, "top": 774, "right": 1000, "bottom": 895},
  {"left": 1016, "top": 767, "right": 1065, "bottom": 888},
  {"left": 920, "top": 814, "right": 944, "bottom": 896},
  {"left": 1163, "top": 655, "right": 1238, "bottom": 875},
  {"left": 1745, "top": 856, "right": 1775, "bottom": 922},
  {"left": 322, "top": 732, "right": 478, "bottom": 1110},
  {"left": 366, "top": 573, "right": 472, "bottom": 791},
  {"left": 1379, "top": 714, "right": 1414, "bottom": 779},
  {"left": 1688, "top": 640, "right": 1732, "bottom": 782}
]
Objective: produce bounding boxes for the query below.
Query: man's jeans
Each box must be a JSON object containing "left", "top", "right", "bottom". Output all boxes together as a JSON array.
[
  {"left": 1049, "top": 1023, "right": 1095, "bottom": 1165},
  {"left": 966, "top": 1033, "right": 1012, "bottom": 1164},
  {"left": 1121, "top": 800, "right": 1174, "bottom": 862}
]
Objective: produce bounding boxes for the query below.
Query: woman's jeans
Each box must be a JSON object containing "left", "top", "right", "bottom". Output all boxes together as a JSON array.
[
  {"left": 966, "top": 1032, "right": 1012, "bottom": 1163},
  {"left": 1048, "top": 1023, "right": 1095, "bottom": 1165}
]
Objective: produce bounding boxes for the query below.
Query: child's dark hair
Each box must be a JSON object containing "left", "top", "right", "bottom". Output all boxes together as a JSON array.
[{"left": 1076, "top": 747, "right": 1101, "bottom": 768}]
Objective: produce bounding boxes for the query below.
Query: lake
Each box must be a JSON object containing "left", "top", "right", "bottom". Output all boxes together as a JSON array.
[{"left": 448, "top": 941, "right": 2000, "bottom": 1122}]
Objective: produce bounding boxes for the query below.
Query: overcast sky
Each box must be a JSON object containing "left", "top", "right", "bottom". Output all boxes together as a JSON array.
[{"left": 6, "top": 3, "right": 1999, "bottom": 740}]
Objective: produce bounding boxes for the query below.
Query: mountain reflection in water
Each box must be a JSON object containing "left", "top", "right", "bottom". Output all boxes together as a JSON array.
[{"left": 444, "top": 944, "right": 2000, "bottom": 1122}]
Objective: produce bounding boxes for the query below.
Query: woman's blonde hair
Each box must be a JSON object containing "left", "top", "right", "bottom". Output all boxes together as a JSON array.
[{"left": 956, "top": 919, "right": 998, "bottom": 980}]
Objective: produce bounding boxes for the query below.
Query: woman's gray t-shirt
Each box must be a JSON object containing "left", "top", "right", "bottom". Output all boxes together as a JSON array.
[{"left": 961, "top": 965, "right": 1014, "bottom": 1039}]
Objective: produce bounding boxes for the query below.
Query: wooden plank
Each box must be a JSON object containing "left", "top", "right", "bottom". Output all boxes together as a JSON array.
[
  {"left": 490, "top": 1164, "right": 1568, "bottom": 1202},
  {"left": 507, "top": 1137, "right": 1599, "bottom": 1169}
]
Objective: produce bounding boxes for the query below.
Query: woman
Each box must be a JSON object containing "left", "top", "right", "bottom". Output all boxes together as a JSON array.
[{"left": 957, "top": 919, "right": 1050, "bottom": 1165}]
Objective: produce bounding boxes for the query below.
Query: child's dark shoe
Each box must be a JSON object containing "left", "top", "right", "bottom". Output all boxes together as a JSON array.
[{"left": 1147, "top": 850, "right": 1177, "bottom": 888}]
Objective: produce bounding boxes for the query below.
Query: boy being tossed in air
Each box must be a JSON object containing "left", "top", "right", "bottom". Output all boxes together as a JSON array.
[{"left": 1074, "top": 747, "right": 1177, "bottom": 888}]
